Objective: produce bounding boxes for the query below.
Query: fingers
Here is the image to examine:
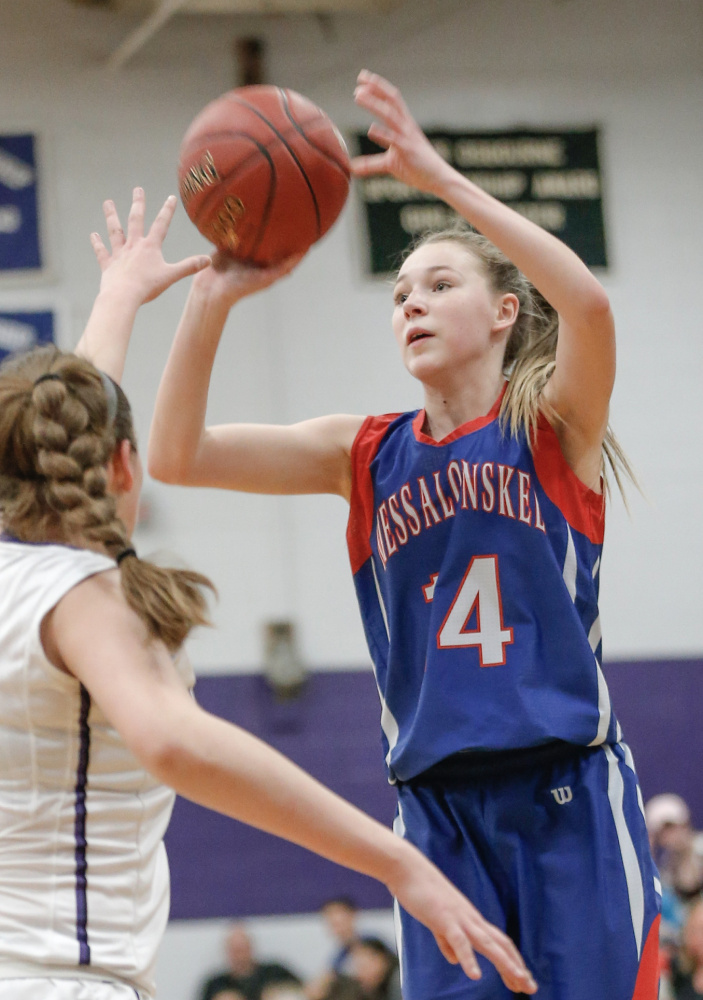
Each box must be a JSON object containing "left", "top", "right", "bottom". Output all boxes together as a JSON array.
[
  {"left": 356, "top": 68, "right": 405, "bottom": 110},
  {"left": 210, "top": 250, "right": 304, "bottom": 280},
  {"left": 355, "top": 69, "right": 409, "bottom": 125},
  {"left": 274, "top": 250, "right": 306, "bottom": 277},
  {"left": 366, "top": 123, "right": 393, "bottom": 150},
  {"left": 149, "top": 194, "right": 178, "bottom": 245},
  {"left": 89, "top": 232, "right": 110, "bottom": 272},
  {"left": 168, "top": 255, "right": 212, "bottom": 284},
  {"left": 126, "top": 186, "right": 146, "bottom": 241},
  {"left": 354, "top": 87, "right": 403, "bottom": 136},
  {"left": 350, "top": 153, "right": 391, "bottom": 178},
  {"left": 461, "top": 922, "right": 538, "bottom": 995},
  {"left": 439, "top": 926, "right": 481, "bottom": 981},
  {"left": 102, "top": 199, "right": 126, "bottom": 253}
]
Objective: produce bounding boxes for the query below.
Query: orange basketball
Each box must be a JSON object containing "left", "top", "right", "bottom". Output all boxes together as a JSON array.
[{"left": 178, "top": 85, "right": 351, "bottom": 265}]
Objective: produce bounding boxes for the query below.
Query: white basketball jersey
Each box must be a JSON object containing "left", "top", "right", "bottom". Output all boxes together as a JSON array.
[{"left": 0, "top": 539, "right": 192, "bottom": 997}]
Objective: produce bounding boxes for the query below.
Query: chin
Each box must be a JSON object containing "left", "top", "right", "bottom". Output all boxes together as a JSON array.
[{"left": 406, "top": 356, "right": 445, "bottom": 384}]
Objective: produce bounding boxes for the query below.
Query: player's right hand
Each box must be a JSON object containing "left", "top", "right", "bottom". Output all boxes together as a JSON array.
[
  {"left": 192, "top": 248, "right": 305, "bottom": 307},
  {"left": 387, "top": 845, "right": 538, "bottom": 994}
]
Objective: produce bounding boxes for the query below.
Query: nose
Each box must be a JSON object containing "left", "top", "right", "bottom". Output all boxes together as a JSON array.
[{"left": 403, "top": 290, "right": 427, "bottom": 318}]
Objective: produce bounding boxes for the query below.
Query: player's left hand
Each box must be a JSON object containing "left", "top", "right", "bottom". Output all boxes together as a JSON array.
[
  {"left": 351, "top": 69, "right": 453, "bottom": 196},
  {"left": 90, "top": 188, "right": 211, "bottom": 305}
]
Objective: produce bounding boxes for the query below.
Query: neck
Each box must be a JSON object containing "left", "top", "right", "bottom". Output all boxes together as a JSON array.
[{"left": 421, "top": 368, "right": 506, "bottom": 440}]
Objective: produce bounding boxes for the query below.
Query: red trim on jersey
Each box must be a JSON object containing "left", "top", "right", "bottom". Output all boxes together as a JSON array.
[
  {"left": 631, "top": 915, "right": 660, "bottom": 1000},
  {"left": 347, "top": 413, "right": 400, "bottom": 575},
  {"left": 532, "top": 415, "right": 605, "bottom": 545},
  {"left": 412, "top": 382, "right": 507, "bottom": 446}
]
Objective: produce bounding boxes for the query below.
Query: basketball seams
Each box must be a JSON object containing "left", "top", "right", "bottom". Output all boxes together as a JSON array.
[
  {"left": 179, "top": 84, "right": 350, "bottom": 263},
  {"left": 182, "top": 115, "right": 349, "bottom": 176},
  {"left": 244, "top": 141, "right": 278, "bottom": 261},
  {"left": 227, "top": 90, "right": 321, "bottom": 236},
  {"left": 280, "top": 89, "right": 351, "bottom": 181}
]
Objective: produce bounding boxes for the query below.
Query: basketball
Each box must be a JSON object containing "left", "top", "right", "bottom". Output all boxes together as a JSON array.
[{"left": 177, "top": 85, "right": 351, "bottom": 265}]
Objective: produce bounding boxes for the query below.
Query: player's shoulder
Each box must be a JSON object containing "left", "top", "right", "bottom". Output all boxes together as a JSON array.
[
  {"left": 0, "top": 539, "right": 115, "bottom": 599},
  {"left": 356, "top": 409, "right": 415, "bottom": 441},
  {"left": 55, "top": 563, "right": 124, "bottom": 612},
  {"left": 0, "top": 537, "right": 112, "bottom": 567},
  {"left": 349, "top": 410, "right": 413, "bottom": 466}
]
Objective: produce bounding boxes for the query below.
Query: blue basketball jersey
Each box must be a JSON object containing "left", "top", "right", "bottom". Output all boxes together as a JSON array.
[{"left": 346, "top": 385, "right": 621, "bottom": 782}]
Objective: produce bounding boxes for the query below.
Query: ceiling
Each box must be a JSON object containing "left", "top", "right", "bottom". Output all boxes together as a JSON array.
[{"left": 75, "top": 0, "right": 400, "bottom": 69}]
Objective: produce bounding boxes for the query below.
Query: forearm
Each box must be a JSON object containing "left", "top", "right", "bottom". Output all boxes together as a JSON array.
[
  {"left": 152, "top": 705, "right": 407, "bottom": 887},
  {"left": 148, "top": 280, "right": 232, "bottom": 483},
  {"left": 74, "top": 288, "right": 142, "bottom": 383},
  {"left": 59, "top": 581, "right": 399, "bottom": 883},
  {"left": 431, "top": 165, "right": 610, "bottom": 324}
]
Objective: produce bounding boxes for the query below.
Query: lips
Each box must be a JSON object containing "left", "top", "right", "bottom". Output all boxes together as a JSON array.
[{"left": 406, "top": 327, "right": 433, "bottom": 345}]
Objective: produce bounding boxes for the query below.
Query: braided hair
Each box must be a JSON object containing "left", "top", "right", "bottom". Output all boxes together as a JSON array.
[{"left": 0, "top": 346, "right": 214, "bottom": 650}]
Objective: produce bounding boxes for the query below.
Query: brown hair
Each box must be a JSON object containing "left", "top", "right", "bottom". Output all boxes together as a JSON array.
[
  {"left": 407, "top": 227, "right": 635, "bottom": 498},
  {"left": 0, "top": 345, "right": 214, "bottom": 651}
]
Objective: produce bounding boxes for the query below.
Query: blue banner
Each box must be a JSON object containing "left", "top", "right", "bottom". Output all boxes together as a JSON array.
[
  {"left": 0, "top": 310, "right": 54, "bottom": 365},
  {"left": 0, "top": 134, "right": 42, "bottom": 273}
]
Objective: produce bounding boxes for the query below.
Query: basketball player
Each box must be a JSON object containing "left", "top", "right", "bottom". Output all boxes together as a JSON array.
[
  {"left": 149, "top": 70, "right": 661, "bottom": 1000},
  {"left": 0, "top": 190, "right": 536, "bottom": 1000}
]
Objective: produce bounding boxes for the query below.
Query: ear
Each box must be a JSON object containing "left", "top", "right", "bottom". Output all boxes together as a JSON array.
[
  {"left": 492, "top": 293, "right": 520, "bottom": 335},
  {"left": 105, "top": 439, "right": 135, "bottom": 497}
]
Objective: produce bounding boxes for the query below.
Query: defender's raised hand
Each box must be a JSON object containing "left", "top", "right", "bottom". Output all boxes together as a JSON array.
[
  {"left": 90, "top": 187, "right": 211, "bottom": 305},
  {"left": 77, "top": 188, "right": 211, "bottom": 382}
]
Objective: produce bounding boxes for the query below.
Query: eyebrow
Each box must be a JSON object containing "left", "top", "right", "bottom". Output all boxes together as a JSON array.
[{"left": 394, "top": 264, "right": 463, "bottom": 290}]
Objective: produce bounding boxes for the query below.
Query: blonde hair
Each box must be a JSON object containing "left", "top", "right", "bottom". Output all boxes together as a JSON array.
[
  {"left": 408, "top": 227, "right": 635, "bottom": 498},
  {"left": 0, "top": 346, "right": 214, "bottom": 651}
]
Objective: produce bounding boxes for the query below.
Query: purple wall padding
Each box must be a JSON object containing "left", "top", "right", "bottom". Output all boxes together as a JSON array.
[
  {"left": 165, "top": 671, "right": 397, "bottom": 920},
  {"left": 166, "top": 659, "right": 703, "bottom": 920},
  {"left": 603, "top": 657, "right": 703, "bottom": 825}
]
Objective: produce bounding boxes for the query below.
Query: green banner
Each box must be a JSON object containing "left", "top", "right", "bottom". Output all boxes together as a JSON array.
[{"left": 355, "top": 129, "right": 607, "bottom": 275}]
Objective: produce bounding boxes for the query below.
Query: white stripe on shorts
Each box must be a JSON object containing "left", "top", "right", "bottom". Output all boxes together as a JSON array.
[
  {"left": 393, "top": 802, "right": 407, "bottom": 987},
  {"left": 603, "top": 745, "right": 646, "bottom": 958}
]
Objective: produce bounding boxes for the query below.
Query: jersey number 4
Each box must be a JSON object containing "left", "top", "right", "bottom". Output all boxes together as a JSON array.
[{"left": 431, "top": 555, "right": 514, "bottom": 667}]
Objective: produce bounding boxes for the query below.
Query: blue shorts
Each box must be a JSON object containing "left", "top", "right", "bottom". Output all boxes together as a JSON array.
[{"left": 393, "top": 742, "right": 661, "bottom": 1000}]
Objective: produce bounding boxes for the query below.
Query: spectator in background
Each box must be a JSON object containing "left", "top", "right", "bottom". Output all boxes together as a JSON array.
[
  {"left": 321, "top": 898, "right": 362, "bottom": 975},
  {"left": 307, "top": 898, "right": 398, "bottom": 1000},
  {"left": 199, "top": 922, "right": 302, "bottom": 1000},
  {"left": 669, "top": 899, "right": 703, "bottom": 999},
  {"left": 346, "top": 938, "right": 401, "bottom": 1000},
  {"left": 311, "top": 937, "right": 400, "bottom": 1000},
  {"left": 645, "top": 794, "right": 703, "bottom": 949},
  {"left": 306, "top": 898, "right": 362, "bottom": 1000},
  {"left": 261, "top": 979, "right": 308, "bottom": 1000}
]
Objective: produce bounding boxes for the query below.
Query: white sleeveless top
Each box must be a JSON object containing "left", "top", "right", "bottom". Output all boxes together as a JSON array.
[{"left": 0, "top": 538, "right": 193, "bottom": 997}]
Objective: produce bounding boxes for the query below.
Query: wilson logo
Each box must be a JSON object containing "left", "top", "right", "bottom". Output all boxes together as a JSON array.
[{"left": 550, "top": 786, "right": 573, "bottom": 805}]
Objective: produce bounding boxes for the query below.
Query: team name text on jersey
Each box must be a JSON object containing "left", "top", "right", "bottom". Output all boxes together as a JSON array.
[{"left": 375, "top": 458, "right": 546, "bottom": 569}]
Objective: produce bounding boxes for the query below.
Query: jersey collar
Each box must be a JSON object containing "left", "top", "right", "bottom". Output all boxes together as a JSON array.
[{"left": 412, "top": 380, "right": 507, "bottom": 446}]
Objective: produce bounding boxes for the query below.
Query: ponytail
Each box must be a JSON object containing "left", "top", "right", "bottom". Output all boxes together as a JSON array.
[{"left": 408, "top": 227, "right": 636, "bottom": 499}]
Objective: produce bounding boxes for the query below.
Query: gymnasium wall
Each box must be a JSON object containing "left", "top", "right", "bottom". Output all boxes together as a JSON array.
[
  {"left": 0, "top": 2, "right": 701, "bottom": 999},
  {"left": 166, "top": 659, "right": 703, "bottom": 920}
]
